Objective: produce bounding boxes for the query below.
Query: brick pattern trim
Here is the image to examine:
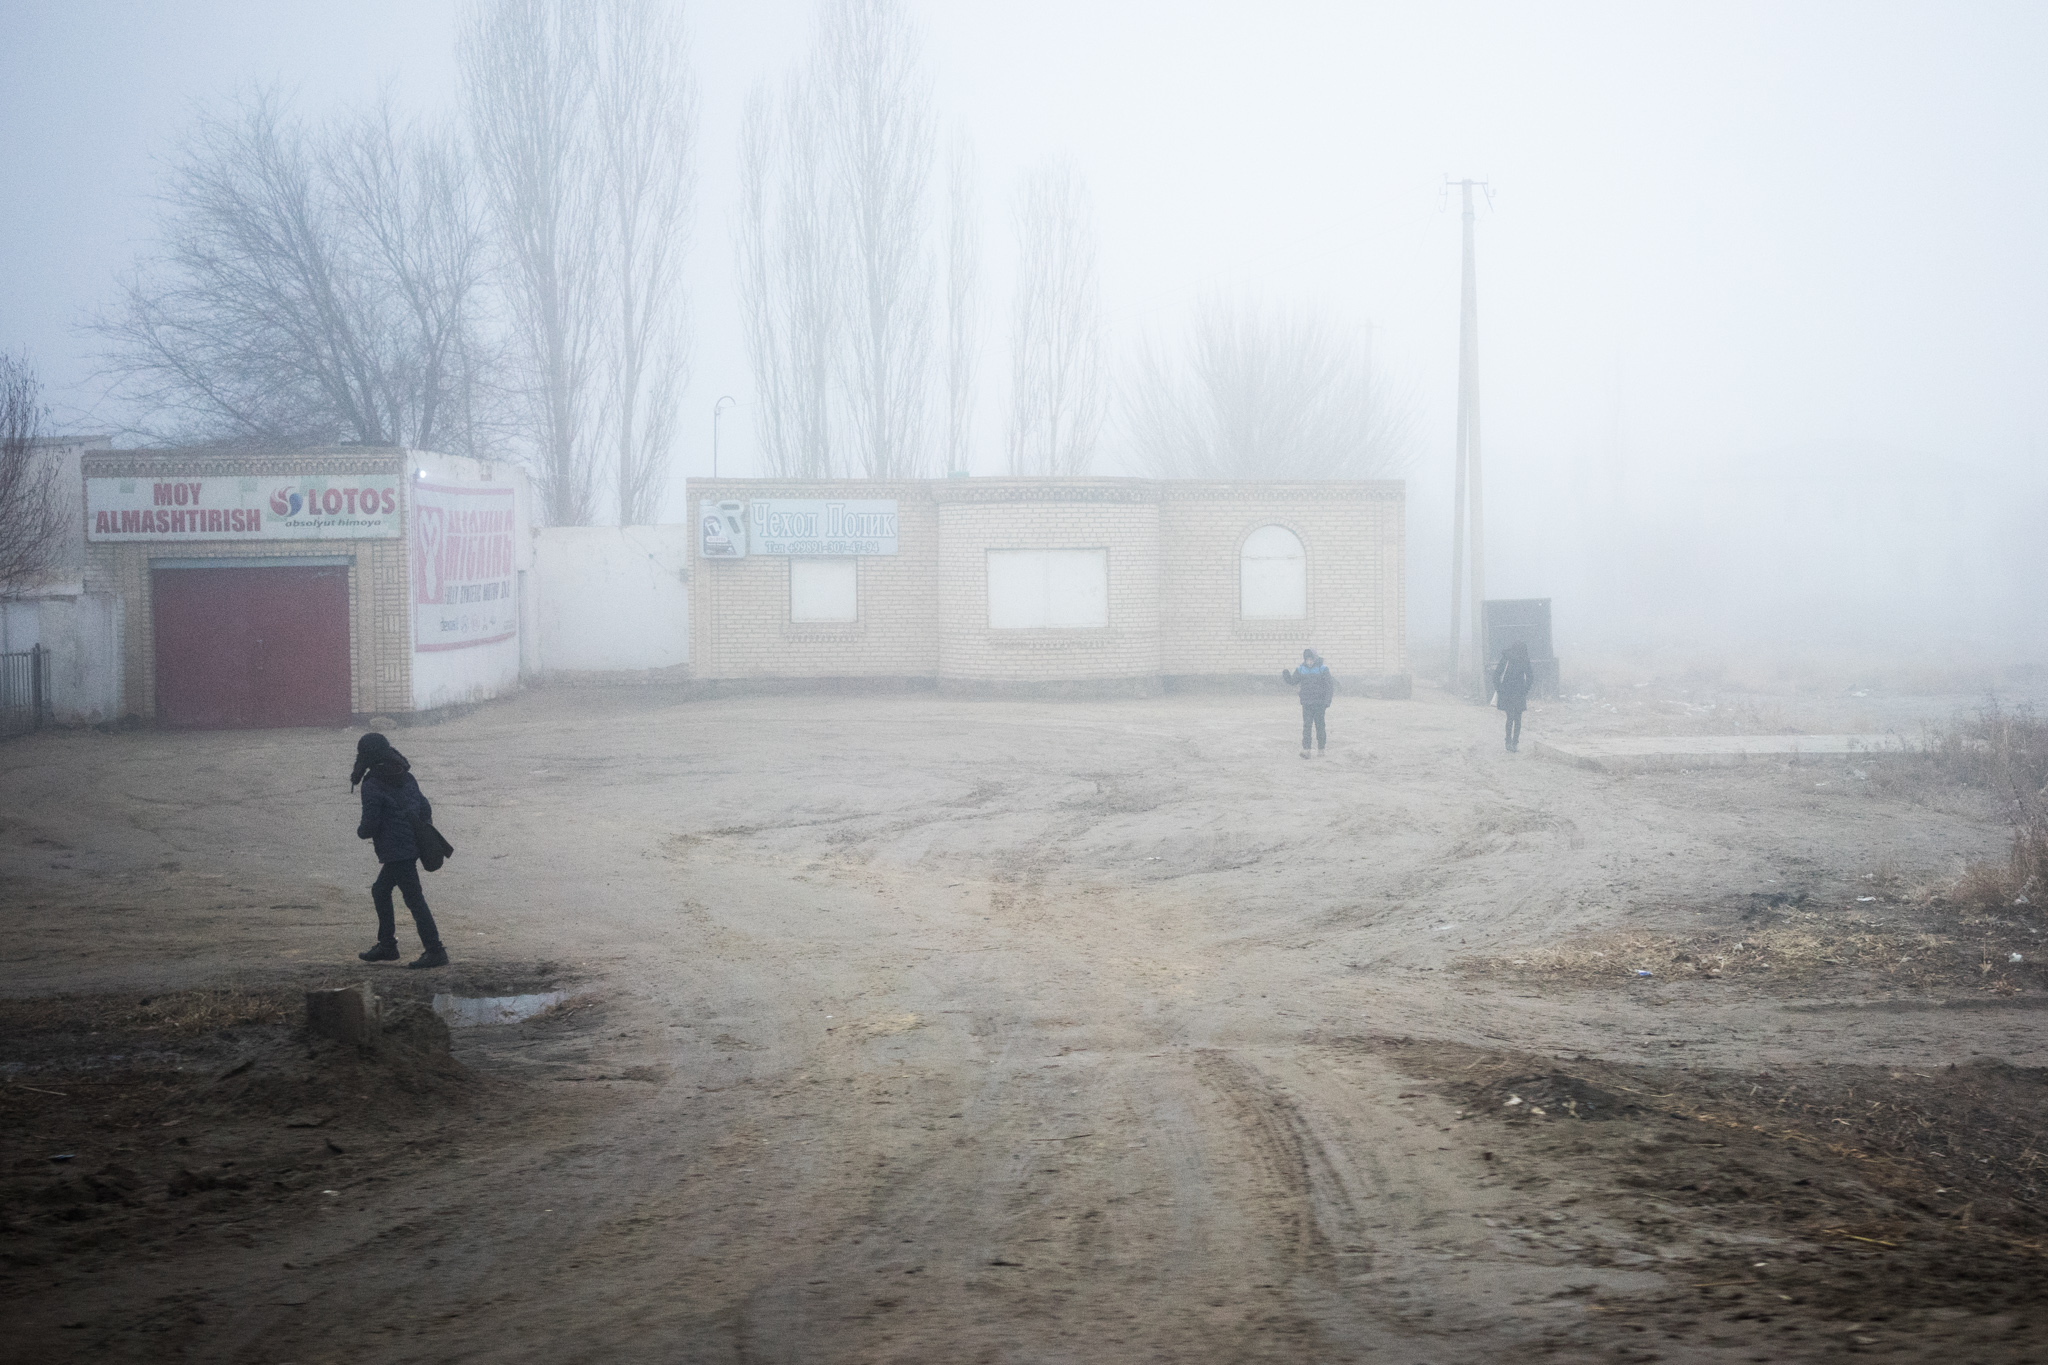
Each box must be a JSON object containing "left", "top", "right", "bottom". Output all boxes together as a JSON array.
[{"left": 83, "top": 451, "right": 406, "bottom": 480}]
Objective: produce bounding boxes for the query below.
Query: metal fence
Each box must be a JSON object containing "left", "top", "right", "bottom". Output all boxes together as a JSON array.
[{"left": 1, "top": 644, "right": 51, "bottom": 737}]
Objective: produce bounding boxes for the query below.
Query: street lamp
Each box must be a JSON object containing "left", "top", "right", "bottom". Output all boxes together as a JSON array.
[{"left": 712, "top": 395, "right": 736, "bottom": 478}]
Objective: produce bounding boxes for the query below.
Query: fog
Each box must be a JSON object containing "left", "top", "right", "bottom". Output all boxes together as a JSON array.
[
  {"left": 12, "top": 9, "right": 2048, "bottom": 1352},
  {"left": 6, "top": 0, "right": 2044, "bottom": 674}
]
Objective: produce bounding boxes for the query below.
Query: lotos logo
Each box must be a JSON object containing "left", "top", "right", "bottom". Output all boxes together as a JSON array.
[{"left": 268, "top": 489, "right": 304, "bottom": 517}]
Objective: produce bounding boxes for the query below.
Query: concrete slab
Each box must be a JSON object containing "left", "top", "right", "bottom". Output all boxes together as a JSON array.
[{"left": 1531, "top": 733, "right": 1915, "bottom": 773}]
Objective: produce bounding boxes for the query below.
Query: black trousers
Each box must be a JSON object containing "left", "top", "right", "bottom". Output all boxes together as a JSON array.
[
  {"left": 372, "top": 859, "right": 442, "bottom": 949},
  {"left": 1301, "top": 704, "right": 1327, "bottom": 750},
  {"left": 1504, "top": 708, "right": 1524, "bottom": 748}
]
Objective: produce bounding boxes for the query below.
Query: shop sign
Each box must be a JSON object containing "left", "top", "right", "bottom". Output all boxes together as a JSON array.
[
  {"left": 747, "top": 499, "right": 898, "bottom": 556},
  {"left": 85, "top": 475, "right": 401, "bottom": 541},
  {"left": 413, "top": 482, "right": 516, "bottom": 652}
]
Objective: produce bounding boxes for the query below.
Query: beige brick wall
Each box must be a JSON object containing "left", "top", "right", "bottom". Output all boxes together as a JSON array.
[
  {"left": 81, "top": 451, "right": 413, "bottom": 718},
  {"left": 934, "top": 481, "right": 1163, "bottom": 683},
  {"left": 684, "top": 477, "right": 1406, "bottom": 690},
  {"left": 689, "top": 480, "right": 940, "bottom": 680},
  {"left": 1159, "top": 482, "right": 1407, "bottom": 683}
]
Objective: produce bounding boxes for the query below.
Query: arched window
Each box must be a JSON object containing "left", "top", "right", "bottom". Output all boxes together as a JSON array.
[{"left": 1240, "top": 525, "right": 1307, "bottom": 619}]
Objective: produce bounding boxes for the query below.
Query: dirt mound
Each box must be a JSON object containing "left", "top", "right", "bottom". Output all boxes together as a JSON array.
[
  {"left": 1468, "top": 1069, "right": 1642, "bottom": 1120},
  {"left": 0, "top": 979, "right": 562, "bottom": 1299},
  {"left": 203, "top": 997, "right": 470, "bottom": 1122},
  {"left": 1384, "top": 1037, "right": 2048, "bottom": 1338}
]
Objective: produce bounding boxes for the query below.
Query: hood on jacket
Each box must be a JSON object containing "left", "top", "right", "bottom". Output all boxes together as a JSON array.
[{"left": 351, "top": 732, "right": 412, "bottom": 790}]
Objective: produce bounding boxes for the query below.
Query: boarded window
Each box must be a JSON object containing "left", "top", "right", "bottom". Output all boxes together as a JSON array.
[
  {"left": 790, "top": 557, "right": 857, "bottom": 622},
  {"left": 986, "top": 548, "right": 1109, "bottom": 629},
  {"left": 1240, "top": 525, "right": 1307, "bottom": 619}
]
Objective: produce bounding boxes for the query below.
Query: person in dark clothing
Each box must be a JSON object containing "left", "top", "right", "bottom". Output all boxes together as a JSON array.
[
  {"left": 351, "top": 732, "right": 448, "bottom": 969},
  {"left": 1489, "top": 640, "right": 1535, "bottom": 753},
  {"left": 1282, "top": 648, "right": 1336, "bottom": 758}
]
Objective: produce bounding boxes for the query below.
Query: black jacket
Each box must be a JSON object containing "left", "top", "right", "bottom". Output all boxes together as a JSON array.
[
  {"left": 1284, "top": 664, "right": 1336, "bottom": 708},
  {"left": 358, "top": 770, "right": 430, "bottom": 863},
  {"left": 1492, "top": 653, "right": 1534, "bottom": 711}
]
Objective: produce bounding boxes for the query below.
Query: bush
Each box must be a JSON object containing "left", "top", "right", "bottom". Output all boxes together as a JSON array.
[{"left": 1934, "top": 702, "right": 2048, "bottom": 910}]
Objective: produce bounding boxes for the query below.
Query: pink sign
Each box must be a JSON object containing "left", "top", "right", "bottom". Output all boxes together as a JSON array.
[{"left": 412, "top": 482, "right": 516, "bottom": 652}]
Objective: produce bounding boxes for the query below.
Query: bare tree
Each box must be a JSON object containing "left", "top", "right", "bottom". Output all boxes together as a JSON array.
[
  {"left": 817, "top": 0, "right": 935, "bottom": 480},
  {"left": 0, "top": 356, "right": 65, "bottom": 597},
  {"left": 734, "top": 0, "right": 939, "bottom": 481},
  {"left": 463, "top": 0, "right": 604, "bottom": 525},
  {"left": 96, "top": 90, "right": 495, "bottom": 455},
  {"left": 943, "top": 135, "right": 979, "bottom": 475},
  {"left": 1008, "top": 161, "right": 1103, "bottom": 477},
  {"left": 594, "top": 0, "right": 696, "bottom": 525},
  {"left": 1124, "top": 297, "right": 1410, "bottom": 480},
  {"left": 737, "top": 79, "right": 839, "bottom": 478},
  {"left": 327, "top": 102, "right": 503, "bottom": 456},
  {"left": 736, "top": 89, "right": 787, "bottom": 474}
]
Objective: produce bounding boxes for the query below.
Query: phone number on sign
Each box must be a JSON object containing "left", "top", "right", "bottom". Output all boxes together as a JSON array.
[{"left": 756, "top": 539, "right": 885, "bottom": 556}]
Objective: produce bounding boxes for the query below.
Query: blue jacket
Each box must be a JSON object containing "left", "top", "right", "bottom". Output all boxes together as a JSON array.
[
  {"left": 1284, "top": 663, "right": 1335, "bottom": 708},
  {"left": 358, "top": 771, "right": 429, "bottom": 863}
]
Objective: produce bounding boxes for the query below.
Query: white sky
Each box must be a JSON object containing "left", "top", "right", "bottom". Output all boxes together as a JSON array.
[{"left": 5, "top": 1, "right": 2045, "bottom": 660}]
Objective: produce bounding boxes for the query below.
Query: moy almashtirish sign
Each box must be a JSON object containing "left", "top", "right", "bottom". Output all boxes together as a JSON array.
[
  {"left": 746, "top": 499, "right": 899, "bottom": 556},
  {"left": 85, "top": 475, "right": 402, "bottom": 540}
]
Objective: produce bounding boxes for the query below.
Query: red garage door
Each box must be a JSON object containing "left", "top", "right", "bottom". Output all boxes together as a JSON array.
[{"left": 153, "top": 565, "right": 352, "bottom": 728}]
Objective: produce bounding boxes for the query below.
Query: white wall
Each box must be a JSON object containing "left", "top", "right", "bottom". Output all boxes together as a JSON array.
[
  {"left": 531, "top": 526, "right": 691, "bottom": 673},
  {"left": 0, "top": 593, "right": 124, "bottom": 723},
  {"left": 406, "top": 450, "right": 532, "bottom": 712}
]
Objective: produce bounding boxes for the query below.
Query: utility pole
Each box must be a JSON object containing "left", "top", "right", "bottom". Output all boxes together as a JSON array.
[{"left": 1446, "top": 178, "right": 1489, "bottom": 695}]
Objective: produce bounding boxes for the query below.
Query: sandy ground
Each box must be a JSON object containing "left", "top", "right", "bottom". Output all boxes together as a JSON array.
[{"left": 3, "top": 682, "right": 2045, "bottom": 1363}]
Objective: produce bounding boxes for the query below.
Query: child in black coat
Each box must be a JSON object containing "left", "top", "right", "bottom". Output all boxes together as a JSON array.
[{"left": 351, "top": 732, "right": 448, "bottom": 968}]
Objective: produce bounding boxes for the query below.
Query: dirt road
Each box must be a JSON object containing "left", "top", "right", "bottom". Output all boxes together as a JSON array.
[{"left": 4, "top": 685, "right": 2044, "bottom": 1362}]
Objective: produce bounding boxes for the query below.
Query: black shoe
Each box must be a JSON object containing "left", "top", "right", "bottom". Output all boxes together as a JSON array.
[
  {"left": 406, "top": 946, "right": 450, "bottom": 970},
  {"left": 358, "top": 942, "right": 400, "bottom": 962}
]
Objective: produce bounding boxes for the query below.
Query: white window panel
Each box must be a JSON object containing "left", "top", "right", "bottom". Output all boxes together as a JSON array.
[
  {"left": 789, "top": 557, "right": 857, "bottom": 622},
  {"left": 1240, "top": 525, "right": 1307, "bottom": 619},
  {"left": 986, "top": 548, "right": 1109, "bottom": 629}
]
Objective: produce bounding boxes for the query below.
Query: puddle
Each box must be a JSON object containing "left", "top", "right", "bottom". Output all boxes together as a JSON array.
[{"left": 431, "top": 992, "right": 566, "bottom": 1028}]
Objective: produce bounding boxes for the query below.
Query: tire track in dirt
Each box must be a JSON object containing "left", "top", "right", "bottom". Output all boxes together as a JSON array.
[{"left": 1191, "top": 1049, "right": 1360, "bottom": 1278}]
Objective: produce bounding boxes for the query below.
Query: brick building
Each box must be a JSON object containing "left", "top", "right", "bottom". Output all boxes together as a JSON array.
[
  {"left": 81, "top": 447, "right": 531, "bottom": 726},
  {"left": 687, "top": 477, "right": 1407, "bottom": 696}
]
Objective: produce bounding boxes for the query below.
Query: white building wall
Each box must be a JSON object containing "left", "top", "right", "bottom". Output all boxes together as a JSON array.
[
  {"left": 531, "top": 526, "right": 691, "bottom": 674},
  {"left": 0, "top": 593, "right": 124, "bottom": 723}
]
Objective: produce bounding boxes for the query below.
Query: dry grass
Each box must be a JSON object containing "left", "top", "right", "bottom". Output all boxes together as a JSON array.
[
  {"left": 1925, "top": 702, "right": 2048, "bottom": 915},
  {"left": 1469, "top": 914, "right": 2043, "bottom": 996},
  {"left": 0, "top": 985, "right": 298, "bottom": 1039}
]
